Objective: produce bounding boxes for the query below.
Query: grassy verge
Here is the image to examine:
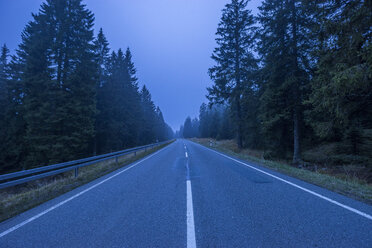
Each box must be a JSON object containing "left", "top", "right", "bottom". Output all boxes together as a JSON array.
[
  {"left": 191, "top": 138, "right": 372, "bottom": 205},
  {"left": 0, "top": 142, "right": 172, "bottom": 223}
]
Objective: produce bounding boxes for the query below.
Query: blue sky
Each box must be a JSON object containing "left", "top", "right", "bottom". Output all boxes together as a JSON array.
[{"left": 0, "top": 0, "right": 262, "bottom": 130}]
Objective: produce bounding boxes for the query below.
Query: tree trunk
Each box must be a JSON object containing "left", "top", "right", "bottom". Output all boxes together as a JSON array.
[
  {"left": 236, "top": 97, "right": 243, "bottom": 149},
  {"left": 289, "top": 0, "right": 301, "bottom": 166},
  {"left": 292, "top": 108, "right": 301, "bottom": 165}
]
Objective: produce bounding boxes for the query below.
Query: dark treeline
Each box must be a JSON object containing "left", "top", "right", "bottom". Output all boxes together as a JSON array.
[
  {"left": 0, "top": 0, "right": 173, "bottom": 173},
  {"left": 177, "top": 103, "right": 235, "bottom": 140},
  {"left": 180, "top": 0, "right": 371, "bottom": 166}
]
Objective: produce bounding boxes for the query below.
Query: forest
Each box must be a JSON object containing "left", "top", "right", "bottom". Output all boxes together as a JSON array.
[
  {"left": 0, "top": 0, "right": 173, "bottom": 173},
  {"left": 180, "top": 0, "right": 371, "bottom": 170}
]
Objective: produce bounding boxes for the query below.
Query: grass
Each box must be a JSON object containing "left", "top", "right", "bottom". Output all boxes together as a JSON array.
[
  {"left": 191, "top": 138, "right": 372, "bottom": 205},
  {"left": 0, "top": 142, "right": 172, "bottom": 223}
]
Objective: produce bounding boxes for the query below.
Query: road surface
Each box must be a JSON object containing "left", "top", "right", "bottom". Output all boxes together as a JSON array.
[{"left": 0, "top": 139, "right": 371, "bottom": 247}]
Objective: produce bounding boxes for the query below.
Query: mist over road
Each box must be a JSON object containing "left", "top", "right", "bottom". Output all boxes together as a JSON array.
[{"left": 1, "top": 140, "right": 371, "bottom": 247}]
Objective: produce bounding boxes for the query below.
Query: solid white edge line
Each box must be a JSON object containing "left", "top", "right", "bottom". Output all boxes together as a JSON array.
[
  {"left": 187, "top": 180, "right": 197, "bottom": 248},
  {"left": 0, "top": 145, "right": 171, "bottom": 238},
  {"left": 193, "top": 142, "right": 372, "bottom": 221}
]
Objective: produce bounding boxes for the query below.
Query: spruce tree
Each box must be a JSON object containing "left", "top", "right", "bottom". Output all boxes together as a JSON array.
[
  {"left": 1, "top": 52, "right": 28, "bottom": 171},
  {"left": 208, "top": 0, "right": 257, "bottom": 148},
  {"left": 0, "top": 44, "right": 9, "bottom": 131},
  {"left": 124, "top": 48, "right": 142, "bottom": 145},
  {"left": 0, "top": 44, "right": 10, "bottom": 171},
  {"left": 307, "top": 0, "right": 372, "bottom": 155},
  {"left": 154, "top": 106, "right": 168, "bottom": 141},
  {"left": 183, "top": 117, "right": 193, "bottom": 138},
  {"left": 199, "top": 103, "right": 209, "bottom": 138},
  {"left": 257, "top": 0, "right": 314, "bottom": 164},
  {"left": 94, "top": 28, "right": 110, "bottom": 154},
  {"left": 94, "top": 28, "right": 110, "bottom": 88},
  {"left": 139, "top": 85, "right": 157, "bottom": 144},
  {"left": 100, "top": 49, "right": 131, "bottom": 151},
  {"left": 17, "top": 0, "right": 97, "bottom": 167}
]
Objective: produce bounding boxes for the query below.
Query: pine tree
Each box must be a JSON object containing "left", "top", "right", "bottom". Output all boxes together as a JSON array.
[
  {"left": 208, "top": 0, "right": 257, "bottom": 148},
  {"left": 183, "top": 117, "right": 193, "bottom": 138},
  {"left": 99, "top": 49, "right": 131, "bottom": 151},
  {"left": 257, "top": 0, "right": 314, "bottom": 164},
  {"left": 154, "top": 106, "right": 169, "bottom": 141},
  {"left": 124, "top": 48, "right": 142, "bottom": 145},
  {"left": 307, "top": 0, "right": 372, "bottom": 155},
  {"left": 0, "top": 44, "right": 9, "bottom": 130},
  {"left": 94, "top": 28, "right": 110, "bottom": 88},
  {"left": 139, "top": 85, "right": 157, "bottom": 144},
  {"left": 0, "top": 44, "right": 10, "bottom": 172},
  {"left": 94, "top": 28, "right": 110, "bottom": 155},
  {"left": 199, "top": 103, "right": 209, "bottom": 138},
  {"left": 1, "top": 53, "right": 28, "bottom": 171},
  {"left": 218, "top": 105, "right": 235, "bottom": 140},
  {"left": 17, "top": 0, "right": 98, "bottom": 167}
]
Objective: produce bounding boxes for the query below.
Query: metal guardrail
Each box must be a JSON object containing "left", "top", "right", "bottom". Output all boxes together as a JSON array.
[{"left": 0, "top": 140, "right": 170, "bottom": 189}]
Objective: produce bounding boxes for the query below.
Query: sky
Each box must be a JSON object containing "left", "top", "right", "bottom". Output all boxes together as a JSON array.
[{"left": 0, "top": 0, "right": 262, "bottom": 131}]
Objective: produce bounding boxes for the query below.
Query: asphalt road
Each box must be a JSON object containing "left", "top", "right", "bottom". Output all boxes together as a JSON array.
[{"left": 0, "top": 139, "right": 371, "bottom": 247}]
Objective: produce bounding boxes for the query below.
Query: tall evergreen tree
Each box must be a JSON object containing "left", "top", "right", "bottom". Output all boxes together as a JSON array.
[
  {"left": 0, "top": 44, "right": 9, "bottom": 131},
  {"left": 16, "top": 0, "right": 97, "bottom": 167},
  {"left": 94, "top": 28, "right": 110, "bottom": 155},
  {"left": 183, "top": 117, "right": 193, "bottom": 138},
  {"left": 124, "top": 48, "right": 142, "bottom": 145},
  {"left": 94, "top": 28, "right": 110, "bottom": 88},
  {"left": 154, "top": 106, "right": 169, "bottom": 141},
  {"left": 139, "top": 85, "right": 157, "bottom": 144},
  {"left": 199, "top": 103, "right": 209, "bottom": 138},
  {"left": 198, "top": 103, "right": 234, "bottom": 140},
  {"left": 208, "top": 0, "right": 257, "bottom": 148},
  {"left": 0, "top": 44, "right": 11, "bottom": 171},
  {"left": 257, "top": 0, "right": 314, "bottom": 164},
  {"left": 99, "top": 49, "right": 136, "bottom": 151},
  {"left": 307, "top": 0, "right": 372, "bottom": 155},
  {"left": 1, "top": 52, "right": 28, "bottom": 171}
]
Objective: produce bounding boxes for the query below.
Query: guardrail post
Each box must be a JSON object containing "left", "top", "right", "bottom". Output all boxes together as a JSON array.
[{"left": 74, "top": 168, "right": 79, "bottom": 178}]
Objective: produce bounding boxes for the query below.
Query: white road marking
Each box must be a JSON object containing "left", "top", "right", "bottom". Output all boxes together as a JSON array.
[
  {"left": 187, "top": 180, "right": 197, "bottom": 248},
  {"left": 0, "top": 145, "right": 170, "bottom": 238},
  {"left": 195, "top": 143, "right": 372, "bottom": 221},
  {"left": 185, "top": 151, "right": 188, "bottom": 158}
]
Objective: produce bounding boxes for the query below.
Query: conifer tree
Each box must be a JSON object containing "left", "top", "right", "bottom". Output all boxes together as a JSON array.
[
  {"left": 154, "top": 106, "right": 168, "bottom": 141},
  {"left": 99, "top": 49, "right": 132, "bottom": 151},
  {"left": 307, "top": 0, "right": 372, "bottom": 155},
  {"left": 208, "top": 0, "right": 257, "bottom": 148},
  {"left": 94, "top": 28, "right": 110, "bottom": 88},
  {"left": 257, "top": 0, "right": 314, "bottom": 164},
  {"left": 199, "top": 103, "right": 209, "bottom": 138},
  {"left": 17, "top": 0, "right": 97, "bottom": 167},
  {"left": 94, "top": 28, "right": 110, "bottom": 154},
  {"left": 183, "top": 117, "right": 193, "bottom": 138},
  {"left": 1, "top": 52, "right": 27, "bottom": 171},
  {"left": 139, "top": 85, "right": 157, "bottom": 144},
  {"left": 124, "top": 48, "right": 142, "bottom": 145},
  {"left": 0, "top": 44, "right": 10, "bottom": 171},
  {"left": 0, "top": 44, "right": 9, "bottom": 130}
]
